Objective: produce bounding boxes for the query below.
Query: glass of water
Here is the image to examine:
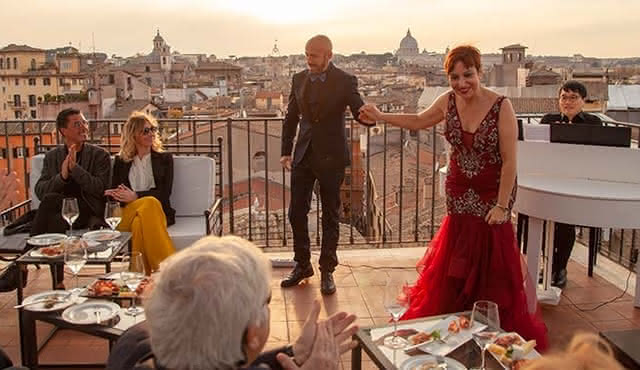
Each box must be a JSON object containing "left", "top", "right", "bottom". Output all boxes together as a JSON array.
[
  {"left": 104, "top": 201, "right": 122, "bottom": 247},
  {"left": 63, "top": 236, "right": 87, "bottom": 293},
  {"left": 62, "top": 198, "right": 79, "bottom": 236},
  {"left": 383, "top": 276, "right": 411, "bottom": 349},
  {"left": 470, "top": 300, "right": 501, "bottom": 370}
]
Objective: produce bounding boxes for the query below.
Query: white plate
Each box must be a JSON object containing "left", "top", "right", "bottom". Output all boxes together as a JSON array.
[
  {"left": 27, "top": 233, "right": 67, "bottom": 246},
  {"left": 29, "top": 246, "right": 64, "bottom": 258},
  {"left": 62, "top": 301, "right": 120, "bottom": 325},
  {"left": 21, "top": 291, "right": 74, "bottom": 312},
  {"left": 399, "top": 355, "right": 467, "bottom": 370},
  {"left": 82, "top": 230, "right": 121, "bottom": 242},
  {"left": 415, "top": 315, "right": 487, "bottom": 356},
  {"left": 489, "top": 332, "right": 540, "bottom": 369}
]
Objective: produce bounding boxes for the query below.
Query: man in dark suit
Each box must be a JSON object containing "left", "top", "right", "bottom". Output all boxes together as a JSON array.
[
  {"left": 540, "top": 80, "right": 603, "bottom": 288},
  {"left": 32, "top": 108, "right": 111, "bottom": 286},
  {"left": 280, "top": 35, "right": 369, "bottom": 295}
]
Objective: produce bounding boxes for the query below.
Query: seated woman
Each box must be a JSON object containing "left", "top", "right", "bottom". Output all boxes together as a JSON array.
[{"left": 105, "top": 111, "right": 175, "bottom": 273}]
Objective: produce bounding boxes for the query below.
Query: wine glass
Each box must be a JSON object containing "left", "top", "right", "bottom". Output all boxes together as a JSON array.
[
  {"left": 61, "top": 198, "right": 79, "bottom": 236},
  {"left": 123, "top": 252, "right": 145, "bottom": 316},
  {"left": 63, "top": 236, "right": 87, "bottom": 294},
  {"left": 383, "top": 276, "right": 411, "bottom": 349},
  {"left": 104, "top": 201, "right": 122, "bottom": 247},
  {"left": 470, "top": 300, "right": 501, "bottom": 370}
]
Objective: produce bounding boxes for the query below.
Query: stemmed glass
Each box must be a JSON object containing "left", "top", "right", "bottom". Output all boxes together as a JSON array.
[
  {"left": 63, "top": 236, "right": 87, "bottom": 294},
  {"left": 121, "top": 252, "right": 145, "bottom": 316},
  {"left": 383, "top": 276, "right": 411, "bottom": 349},
  {"left": 104, "top": 201, "right": 122, "bottom": 247},
  {"left": 62, "top": 198, "right": 79, "bottom": 236},
  {"left": 470, "top": 300, "right": 501, "bottom": 370}
]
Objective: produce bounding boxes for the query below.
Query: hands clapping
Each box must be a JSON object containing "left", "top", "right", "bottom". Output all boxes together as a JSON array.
[{"left": 61, "top": 144, "right": 78, "bottom": 180}]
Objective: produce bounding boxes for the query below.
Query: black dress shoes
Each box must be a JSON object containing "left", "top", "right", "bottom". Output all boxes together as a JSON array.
[
  {"left": 281, "top": 264, "right": 314, "bottom": 288},
  {"left": 551, "top": 269, "right": 568, "bottom": 289},
  {"left": 320, "top": 272, "right": 336, "bottom": 295}
]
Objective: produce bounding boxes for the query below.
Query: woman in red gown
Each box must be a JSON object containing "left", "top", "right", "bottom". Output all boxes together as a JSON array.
[{"left": 359, "top": 45, "right": 548, "bottom": 350}]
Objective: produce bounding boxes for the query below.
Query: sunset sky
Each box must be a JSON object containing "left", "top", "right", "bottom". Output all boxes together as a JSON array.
[{"left": 3, "top": 0, "right": 639, "bottom": 58}]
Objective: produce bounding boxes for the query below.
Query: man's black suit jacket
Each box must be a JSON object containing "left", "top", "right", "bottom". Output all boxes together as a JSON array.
[{"left": 281, "top": 62, "right": 366, "bottom": 169}]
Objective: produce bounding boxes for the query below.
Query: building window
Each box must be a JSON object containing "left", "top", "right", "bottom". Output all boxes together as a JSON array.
[
  {"left": 344, "top": 175, "right": 351, "bottom": 186},
  {"left": 30, "top": 110, "right": 37, "bottom": 119},
  {"left": 0, "top": 148, "right": 6, "bottom": 159},
  {"left": 59, "top": 78, "right": 64, "bottom": 85},
  {"left": 108, "top": 74, "right": 115, "bottom": 84},
  {"left": 162, "top": 56, "right": 166, "bottom": 65},
  {"left": 0, "top": 58, "right": 3, "bottom": 69},
  {"left": 43, "top": 77, "right": 51, "bottom": 86},
  {"left": 14, "top": 147, "right": 26, "bottom": 158},
  {"left": 145, "top": 66, "right": 150, "bottom": 72},
  {"left": 30, "top": 58, "right": 36, "bottom": 70},
  {"left": 6, "top": 57, "right": 10, "bottom": 69},
  {"left": 15, "top": 78, "right": 19, "bottom": 86},
  {"left": 13, "top": 94, "right": 21, "bottom": 106},
  {"left": 28, "top": 78, "right": 36, "bottom": 86},
  {"left": 28, "top": 95, "right": 36, "bottom": 107},
  {"left": 14, "top": 111, "right": 22, "bottom": 119},
  {"left": 13, "top": 57, "right": 17, "bottom": 69},
  {"left": 145, "top": 77, "right": 151, "bottom": 86}
]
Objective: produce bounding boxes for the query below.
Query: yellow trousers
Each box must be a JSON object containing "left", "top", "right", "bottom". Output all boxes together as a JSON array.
[{"left": 117, "top": 196, "right": 175, "bottom": 274}]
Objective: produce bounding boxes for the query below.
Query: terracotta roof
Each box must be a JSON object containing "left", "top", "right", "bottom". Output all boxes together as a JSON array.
[
  {"left": 255, "top": 91, "right": 282, "bottom": 99},
  {"left": 108, "top": 100, "right": 158, "bottom": 119},
  {"left": 196, "top": 61, "right": 242, "bottom": 71},
  {"left": 0, "top": 44, "right": 44, "bottom": 53},
  {"left": 510, "top": 97, "right": 559, "bottom": 114}
]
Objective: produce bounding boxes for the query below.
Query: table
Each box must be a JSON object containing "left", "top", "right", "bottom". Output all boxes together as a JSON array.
[
  {"left": 20, "top": 298, "right": 144, "bottom": 369},
  {"left": 600, "top": 329, "right": 640, "bottom": 370},
  {"left": 15, "top": 231, "right": 132, "bottom": 366},
  {"left": 350, "top": 312, "right": 536, "bottom": 370},
  {"left": 514, "top": 141, "right": 640, "bottom": 307}
]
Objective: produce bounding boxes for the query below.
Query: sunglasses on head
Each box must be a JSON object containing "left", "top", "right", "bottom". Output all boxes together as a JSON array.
[{"left": 142, "top": 126, "right": 158, "bottom": 135}]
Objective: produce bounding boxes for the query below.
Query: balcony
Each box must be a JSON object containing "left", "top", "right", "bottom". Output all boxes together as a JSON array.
[
  {"left": 1, "top": 116, "right": 639, "bottom": 366},
  {"left": 6, "top": 101, "right": 26, "bottom": 110}
]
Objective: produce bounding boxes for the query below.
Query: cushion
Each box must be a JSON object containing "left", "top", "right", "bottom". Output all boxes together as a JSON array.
[
  {"left": 168, "top": 216, "right": 207, "bottom": 250},
  {"left": 170, "top": 156, "right": 216, "bottom": 217}
]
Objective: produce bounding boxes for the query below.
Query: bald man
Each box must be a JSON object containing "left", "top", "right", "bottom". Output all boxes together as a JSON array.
[{"left": 280, "top": 35, "right": 371, "bottom": 295}]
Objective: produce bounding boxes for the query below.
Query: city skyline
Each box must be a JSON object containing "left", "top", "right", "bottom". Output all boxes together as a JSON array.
[{"left": 2, "top": 0, "right": 639, "bottom": 58}]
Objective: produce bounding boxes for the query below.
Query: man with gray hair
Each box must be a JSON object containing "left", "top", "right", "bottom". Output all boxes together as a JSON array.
[
  {"left": 108, "top": 235, "right": 358, "bottom": 369},
  {"left": 281, "top": 35, "right": 371, "bottom": 295}
]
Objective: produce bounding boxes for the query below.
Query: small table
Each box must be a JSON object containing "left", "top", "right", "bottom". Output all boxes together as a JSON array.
[
  {"left": 20, "top": 299, "right": 144, "bottom": 369},
  {"left": 15, "top": 231, "right": 132, "bottom": 366},
  {"left": 351, "top": 313, "right": 531, "bottom": 370},
  {"left": 600, "top": 329, "right": 640, "bottom": 370}
]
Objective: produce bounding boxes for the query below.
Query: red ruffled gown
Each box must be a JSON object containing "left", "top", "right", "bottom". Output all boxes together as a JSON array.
[{"left": 400, "top": 92, "right": 548, "bottom": 351}]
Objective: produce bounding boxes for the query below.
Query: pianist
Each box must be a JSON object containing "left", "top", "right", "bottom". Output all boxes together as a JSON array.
[{"left": 539, "top": 80, "right": 603, "bottom": 288}]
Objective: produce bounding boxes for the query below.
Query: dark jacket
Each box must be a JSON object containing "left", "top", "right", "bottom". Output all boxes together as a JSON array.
[
  {"left": 106, "top": 322, "right": 291, "bottom": 370},
  {"left": 540, "top": 111, "right": 603, "bottom": 126},
  {"left": 111, "top": 151, "right": 175, "bottom": 226},
  {"left": 34, "top": 143, "right": 111, "bottom": 219},
  {"left": 281, "top": 62, "right": 368, "bottom": 169}
]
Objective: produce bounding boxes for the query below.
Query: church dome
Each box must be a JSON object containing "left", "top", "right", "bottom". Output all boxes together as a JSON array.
[{"left": 399, "top": 29, "right": 418, "bottom": 50}]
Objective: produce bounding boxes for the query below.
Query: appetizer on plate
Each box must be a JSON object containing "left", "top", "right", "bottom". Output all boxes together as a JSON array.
[
  {"left": 409, "top": 330, "right": 441, "bottom": 345},
  {"left": 488, "top": 333, "right": 536, "bottom": 369}
]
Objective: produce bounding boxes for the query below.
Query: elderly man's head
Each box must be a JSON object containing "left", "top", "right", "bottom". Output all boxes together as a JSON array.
[
  {"left": 305, "top": 34, "right": 333, "bottom": 73},
  {"left": 145, "top": 236, "right": 272, "bottom": 369}
]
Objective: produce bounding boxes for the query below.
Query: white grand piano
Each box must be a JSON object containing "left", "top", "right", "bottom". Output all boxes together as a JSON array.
[{"left": 515, "top": 127, "right": 640, "bottom": 307}]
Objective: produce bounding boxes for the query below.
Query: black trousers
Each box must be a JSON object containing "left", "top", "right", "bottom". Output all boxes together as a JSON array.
[
  {"left": 289, "top": 149, "right": 345, "bottom": 272},
  {"left": 517, "top": 215, "right": 576, "bottom": 275},
  {"left": 31, "top": 193, "right": 92, "bottom": 284}
]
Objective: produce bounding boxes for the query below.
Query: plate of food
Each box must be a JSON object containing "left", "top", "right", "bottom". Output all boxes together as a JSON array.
[
  {"left": 17, "top": 291, "right": 74, "bottom": 312},
  {"left": 27, "top": 233, "right": 67, "bottom": 247},
  {"left": 82, "top": 230, "right": 121, "bottom": 242},
  {"left": 399, "top": 355, "right": 467, "bottom": 370},
  {"left": 29, "top": 244, "right": 65, "bottom": 258},
  {"left": 62, "top": 301, "right": 120, "bottom": 325},
  {"left": 412, "top": 315, "right": 486, "bottom": 356},
  {"left": 487, "top": 332, "right": 538, "bottom": 369},
  {"left": 84, "top": 276, "right": 151, "bottom": 298}
]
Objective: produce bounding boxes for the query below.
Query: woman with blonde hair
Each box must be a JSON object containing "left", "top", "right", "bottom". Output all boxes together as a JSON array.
[
  {"left": 105, "top": 111, "right": 175, "bottom": 273},
  {"left": 521, "top": 333, "right": 624, "bottom": 370}
]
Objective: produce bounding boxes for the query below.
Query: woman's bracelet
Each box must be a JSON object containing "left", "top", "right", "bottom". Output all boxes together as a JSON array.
[{"left": 495, "top": 204, "right": 509, "bottom": 212}]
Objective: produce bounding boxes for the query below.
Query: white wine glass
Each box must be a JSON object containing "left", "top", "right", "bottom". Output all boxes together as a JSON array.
[
  {"left": 104, "top": 201, "right": 122, "bottom": 247},
  {"left": 470, "top": 300, "right": 501, "bottom": 370},
  {"left": 61, "top": 197, "right": 79, "bottom": 236},
  {"left": 383, "top": 276, "right": 410, "bottom": 349},
  {"left": 63, "top": 236, "right": 87, "bottom": 294},
  {"left": 123, "top": 252, "right": 145, "bottom": 316}
]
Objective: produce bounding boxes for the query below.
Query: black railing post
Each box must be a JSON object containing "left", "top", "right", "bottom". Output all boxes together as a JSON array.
[
  {"left": 382, "top": 123, "right": 387, "bottom": 243},
  {"left": 399, "top": 128, "right": 404, "bottom": 244},
  {"left": 264, "top": 119, "right": 270, "bottom": 247},
  {"left": 430, "top": 127, "right": 437, "bottom": 239},
  {"left": 247, "top": 120, "right": 252, "bottom": 241},
  {"left": 227, "top": 118, "right": 235, "bottom": 234},
  {"left": 414, "top": 129, "right": 420, "bottom": 242}
]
